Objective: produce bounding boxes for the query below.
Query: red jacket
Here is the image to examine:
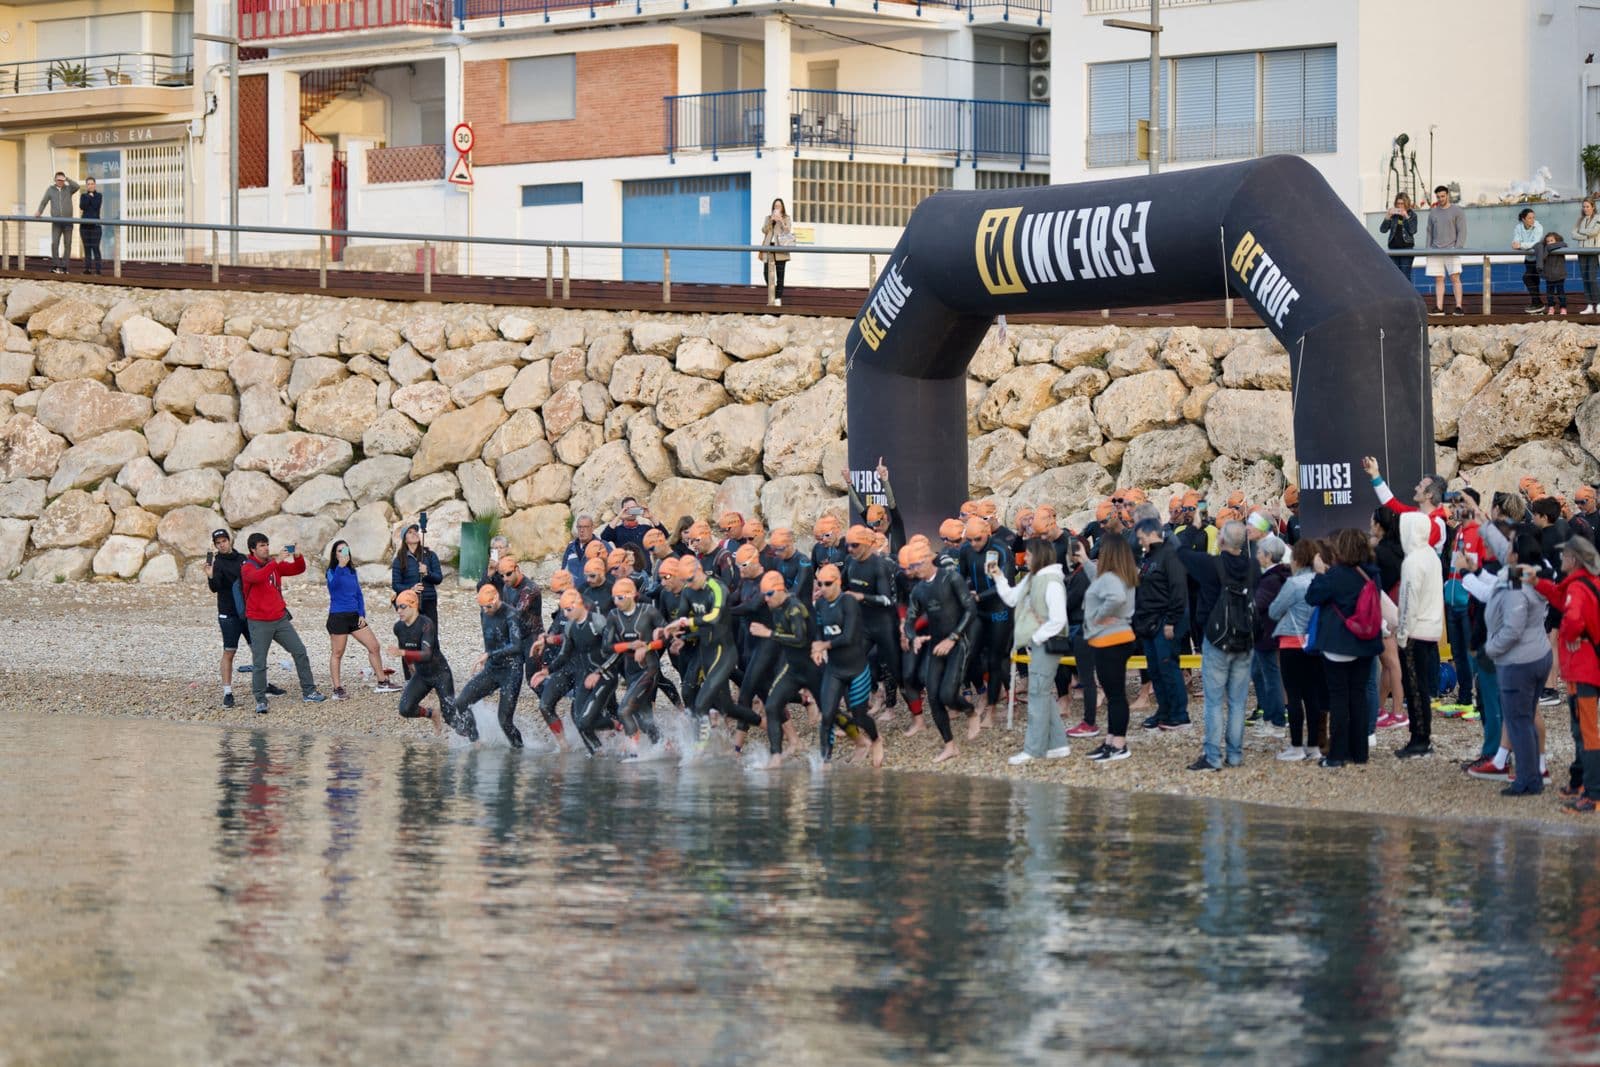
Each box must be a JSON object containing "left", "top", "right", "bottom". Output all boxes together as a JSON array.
[
  {"left": 241, "top": 555, "right": 306, "bottom": 622},
  {"left": 1535, "top": 572, "right": 1600, "bottom": 688},
  {"left": 1375, "top": 480, "right": 1447, "bottom": 550}
]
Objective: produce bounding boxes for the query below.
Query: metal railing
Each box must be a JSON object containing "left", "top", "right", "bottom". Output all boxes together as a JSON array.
[
  {"left": 460, "top": 0, "right": 617, "bottom": 22},
  {"left": 1088, "top": 116, "right": 1336, "bottom": 167},
  {"left": 0, "top": 52, "right": 192, "bottom": 94},
  {"left": 1086, "top": 0, "right": 1233, "bottom": 10},
  {"left": 240, "top": 0, "right": 449, "bottom": 41},
  {"left": 962, "top": 0, "right": 1048, "bottom": 22},
  {"left": 367, "top": 144, "right": 447, "bottom": 184},
  {"left": 666, "top": 89, "right": 1048, "bottom": 167}
]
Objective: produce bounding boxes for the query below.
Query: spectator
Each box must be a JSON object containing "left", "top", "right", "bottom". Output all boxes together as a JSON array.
[
  {"left": 325, "top": 539, "right": 396, "bottom": 701},
  {"left": 78, "top": 177, "right": 103, "bottom": 276},
  {"left": 1572, "top": 486, "right": 1600, "bottom": 545},
  {"left": 1270, "top": 538, "right": 1328, "bottom": 761},
  {"left": 1363, "top": 455, "right": 1448, "bottom": 549},
  {"left": 240, "top": 533, "right": 326, "bottom": 714},
  {"left": 1182, "top": 520, "right": 1257, "bottom": 771},
  {"left": 1576, "top": 198, "right": 1600, "bottom": 315},
  {"left": 560, "top": 514, "right": 600, "bottom": 582},
  {"left": 1379, "top": 193, "right": 1418, "bottom": 276},
  {"left": 390, "top": 524, "right": 443, "bottom": 640},
  {"left": 1395, "top": 512, "right": 1445, "bottom": 758},
  {"left": 1512, "top": 207, "right": 1545, "bottom": 313},
  {"left": 1441, "top": 493, "right": 1484, "bottom": 714},
  {"left": 34, "top": 171, "right": 79, "bottom": 274},
  {"left": 1467, "top": 533, "right": 1548, "bottom": 794},
  {"left": 1530, "top": 536, "right": 1600, "bottom": 814},
  {"left": 992, "top": 539, "right": 1072, "bottom": 765},
  {"left": 760, "top": 198, "right": 793, "bottom": 306},
  {"left": 1131, "top": 519, "right": 1189, "bottom": 731},
  {"left": 1306, "top": 528, "right": 1384, "bottom": 768},
  {"left": 483, "top": 534, "right": 510, "bottom": 584},
  {"left": 1081, "top": 534, "right": 1138, "bottom": 763},
  {"left": 1425, "top": 184, "right": 1467, "bottom": 317},
  {"left": 205, "top": 528, "right": 283, "bottom": 708},
  {"left": 1252, "top": 535, "right": 1291, "bottom": 735},
  {"left": 602, "top": 497, "right": 668, "bottom": 551},
  {"left": 1539, "top": 231, "right": 1568, "bottom": 315},
  {"left": 669, "top": 514, "right": 695, "bottom": 555}
]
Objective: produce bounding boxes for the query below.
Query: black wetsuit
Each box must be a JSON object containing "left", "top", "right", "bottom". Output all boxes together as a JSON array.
[
  {"left": 761, "top": 597, "right": 820, "bottom": 756},
  {"left": 811, "top": 541, "right": 848, "bottom": 573},
  {"left": 905, "top": 566, "right": 978, "bottom": 743},
  {"left": 536, "top": 614, "right": 574, "bottom": 734},
  {"left": 580, "top": 577, "right": 615, "bottom": 617},
  {"left": 456, "top": 604, "right": 525, "bottom": 747},
  {"left": 552, "top": 610, "right": 614, "bottom": 753},
  {"left": 603, "top": 602, "right": 667, "bottom": 743},
  {"left": 959, "top": 540, "right": 1016, "bottom": 705},
  {"left": 729, "top": 570, "right": 775, "bottom": 698},
  {"left": 394, "top": 614, "right": 475, "bottom": 740},
  {"left": 845, "top": 551, "right": 901, "bottom": 705},
  {"left": 773, "top": 550, "right": 815, "bottom": 606},
  {"left": 813, "top": 592, "right": 879, "bottom": 759},
  {"left": 682, "top": 577, "right": 760, "bottom": 737}
]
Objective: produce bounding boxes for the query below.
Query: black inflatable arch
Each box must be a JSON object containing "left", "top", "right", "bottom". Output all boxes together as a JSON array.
[{"left": 844, "top": 155, "right": 1432, "bottom": 539}]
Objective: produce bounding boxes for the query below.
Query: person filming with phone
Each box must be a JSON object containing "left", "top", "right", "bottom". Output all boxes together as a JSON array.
[
  {"left": 601, "top": 496, "right": 668, "bottom": 552},
  {"left": 391, "top": 512, "right": 444, "bottom": 643},
  {"left": 240, "top": 533, "right": 326, "bottom": 714}
]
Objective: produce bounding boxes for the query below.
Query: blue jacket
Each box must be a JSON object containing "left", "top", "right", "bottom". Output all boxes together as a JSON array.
[
  {"left": 1305, "top": 564, "right": 1383, "bottom": 659},
  {"left": 391, "top": 548, "right": 442, "bottom": 602},
  {"left": 326, "top": 565, "right": 365, "bottom": 616},
  {"left": 1269, "top": 570, "right": 1316, "bottom": 638}
]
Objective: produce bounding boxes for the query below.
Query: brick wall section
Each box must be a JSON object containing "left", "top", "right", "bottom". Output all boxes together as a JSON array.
[{"left": 466, "top": 45, "right": 676, "bottom": 166}]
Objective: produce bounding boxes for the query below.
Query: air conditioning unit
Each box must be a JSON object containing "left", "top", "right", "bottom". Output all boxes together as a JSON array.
[
  {"left": 1028, "top": 34, "right": 1051, "bottom": 65},
  {"left": 1029, "top": 71, "right": 1051, "bottom": 102}
]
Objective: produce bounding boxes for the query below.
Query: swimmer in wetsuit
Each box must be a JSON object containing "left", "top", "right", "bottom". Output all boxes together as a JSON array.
[
  {"left": 388, "top": 589, "right": 475, "bottom": 739},
  {"left": 750, "top": 570, "right": 815, "bottom": 768},
  {"left": 903, "top": 540, "right": 978, "bottom": 764},
  {"left": 535, "top": 588, "right": 614, "bottom": 754},
  {"left": 455, "top": 582, "right": 527, "bottom": 748},
  {"left": 601, "top": 577, "right": 667, "bottom": 747},
  {"left": 664, "top": 554, "right": 761, "bottom": 750},
  {"left": 811, "top": 563, "right": 884, "bottom": 769}
]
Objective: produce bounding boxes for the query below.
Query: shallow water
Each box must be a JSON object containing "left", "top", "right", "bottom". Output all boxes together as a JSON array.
[{"left": 2, "top": 712, "right": 1598, "bottom": 1067}]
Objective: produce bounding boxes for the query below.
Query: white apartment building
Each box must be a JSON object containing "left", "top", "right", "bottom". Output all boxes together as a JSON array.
[
  {"left": 213, "top": 0, "right": 1052, "bottom": 285},
  {"left": 1053, "top": 0, "right": 1600, "bottom": 216}
]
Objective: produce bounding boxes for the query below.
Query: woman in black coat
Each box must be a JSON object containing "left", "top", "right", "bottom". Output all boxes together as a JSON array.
[{"left": 1306, "top": 528, "right": 1384, "bottom": 768}]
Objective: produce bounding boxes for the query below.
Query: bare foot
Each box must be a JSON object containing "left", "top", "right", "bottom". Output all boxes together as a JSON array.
[
  {"left": 966, "top": 714, "right": 983, "bottom": 741},
  {"left": 766, "top": 753, "right": 784, "bottom": 770},
  {"left": 870, "top": 737, "right": 885, "bottom": 768},
  {"left": 784, "top": 721, "right": 799, "bottom": 751},
  {"left": 933, "top": 742, "right": 959, "bottom": 764},
  {"left": 430, "top": 708, "right": 443, "bottom": 736},
  {"left": 905, "top": 715, "right": 925, "bottom": 737}
]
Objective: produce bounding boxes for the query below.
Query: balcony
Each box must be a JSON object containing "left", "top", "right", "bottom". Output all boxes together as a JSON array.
[
  {"left": 1086, "top": 0, "right": 1235, "bottom": 11},
  {"left": 665, "top": 89, "right": 1048, "bottom": 168},
  {"left": 1087, "top": 115, "right": 1336, "bottom": 167},
  {"left": 0, "top": 53, "right": 193, "bottom": 126},
  {"left": 239, "top": 0, "right": 449, "bottom": 42}
]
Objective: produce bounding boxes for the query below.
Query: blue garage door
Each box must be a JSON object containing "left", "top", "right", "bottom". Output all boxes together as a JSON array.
[{"left": 622, "top": 173, "right": 750, "bottom": 285}]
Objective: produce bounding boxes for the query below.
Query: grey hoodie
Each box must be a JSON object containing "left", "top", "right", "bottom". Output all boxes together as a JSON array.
[
  {"left": 1481, "top": 573, "right": 1550, "bottom": 667},
  {"left": 37, "top": 177, "right": 79, "bottom": 218}
]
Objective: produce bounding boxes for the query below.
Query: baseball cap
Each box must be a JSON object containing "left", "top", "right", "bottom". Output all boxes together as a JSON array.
[{"left": 211, "top": 529, "right": 230, "bottom": 542}]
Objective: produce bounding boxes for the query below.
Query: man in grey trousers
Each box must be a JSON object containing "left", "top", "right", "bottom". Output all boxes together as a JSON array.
[
  {"left": 239, "top": 532, "right": 327, "bottom": 714},
  {"left": 34, "top": 172, "right": 79, "bottom": 274}
]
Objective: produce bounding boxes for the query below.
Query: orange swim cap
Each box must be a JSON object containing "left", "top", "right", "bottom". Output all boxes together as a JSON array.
[
  {"left": 736, "top": 543, "right": 760, "bottom": 565},
  {"left": 745, "top": 520, "right": 765, "bottom": 540},
  {"left": 908, "top": 533, "right": 930, "bottom": 549},
  {"left": 559, "top": 588, "right": 583, "bottom": 612},
  {"left": 814, "top": 514, "right": 841, "bottom": 535},
  {"left": 865, "top": 503, "right": 888, "bottom": 525},
  {"left": 816, "top": 563, "right": 842, "bottom": 585},
  {"left": 643, "top": 529, "right": 667, "bottom": 549},
  {"left": 963, "top": 517, "right": 988, "bottom": 541},
  {"left": 939, "top": 518, "right": 965, "bottom": 541},
  {"left": 550, "top": 569, "right": 573, "bottom": 592},
  {"left": 719, "top": 511, "right": 744, "bottom": 532},
  {"left": 496, "top": 555, "right": 519, "bottom": 575},
  {"left": 901, "top": 541, "right": 933, "bottom": 568},
  {"left": 395, "top": 590, "right": 419, "bottom": 610},
  {"left": 1226, "top": 490, "right": 1246, "bottom": 508},
  {"left": 759, "top": 570, "right": 785, "bottom": 594},
  {"left": 769, "top": 527, "right": 795, "bottom": 548},
  {"left": 687, "top": 520, "right": 712, "bottom": 539},
  {"left": 1283, "top": 485, "right": 1300, "bottom": 507},
  {"left": 583, "top": 557, "right": 605, "bottom": 579},
  {"left": 1577, "top": 486, "right": 1597, "bottom": 504},
  {"left": 476, "top": 584, "right": 499, "bottom": 606},
  {"left": 1095, "top": 499, "right": 1114, "bottom": 521},
  {"left": 612, "top": 577, "right": 637, "bottom": 599},
  {"left": 846, "top": 524, "right": 873, "bottom": 546},
  {"left": 607, "top": 548, "right": 629, "bottom": 569},
  {"left": 972, "top": 500, "right": 997, "bottom": 520}
]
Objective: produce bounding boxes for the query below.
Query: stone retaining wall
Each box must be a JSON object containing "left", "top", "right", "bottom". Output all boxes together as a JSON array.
[{"left": 1, "top": 276, "right": 1597, "bottom": 583}]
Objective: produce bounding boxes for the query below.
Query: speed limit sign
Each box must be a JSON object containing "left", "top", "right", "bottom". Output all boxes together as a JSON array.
[{"left": 452, "top": 123, "right": 475, "bottom": 154}]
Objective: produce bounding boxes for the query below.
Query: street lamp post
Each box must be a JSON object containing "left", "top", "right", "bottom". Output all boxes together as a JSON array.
[
  {"left": 195, "top": 29, "right": 240, "bottom": 264},
  {"left": 1104, "top": 0, "right": 1162, "bottom": 175}
]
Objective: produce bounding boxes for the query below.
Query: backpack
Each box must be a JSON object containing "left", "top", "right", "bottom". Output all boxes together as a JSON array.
[
  {"left": 1204, "top": 558, "right": 1254, "bottom": 653},
  {"left": 1343, "top": 577, "right": 1383, "bottom": 641}
]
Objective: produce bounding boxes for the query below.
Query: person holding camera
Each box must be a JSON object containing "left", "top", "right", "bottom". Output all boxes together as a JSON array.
[
  {"left": 1464, "top": 531, "right": 1551, "bottom": 796},
  {"left": 325, "top": 539, "right": 399, "bottom": 701},
  {"left": 602, "top": 497, "right": 668, "bottom": 552},
  {"left": 205, "top": 528, "right": 285, "bottom": 708},
  {"left": 1379, "top": 193, "right": 1418, "bottom": 276},
  {"left": 991, "top": 539, "right": 1073, "bottom": 765},
  {"left": 391, "top": 518, "right": 444, "bottom": 638},
  {"left": 240, "top": 533, "right": 327, "bottom": 714}
]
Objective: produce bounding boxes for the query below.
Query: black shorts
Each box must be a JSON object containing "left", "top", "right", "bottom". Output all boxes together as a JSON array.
[
  {"left": 327, "top": 612, "right": 366, "bottom": 636},
  {"left": 218, "top": 614, "right": 247, "bottom": 651}
]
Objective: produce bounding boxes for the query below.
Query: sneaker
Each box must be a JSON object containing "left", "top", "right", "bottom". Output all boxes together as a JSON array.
[
  {"left": 1501, "top": 784, "right": 1543, "bottom": 797},
  {"left": 1526, "top": 304, "right": 1546, "bottom": 314},
  {"left": 1376, "top": 712, "right": 1409, "bottom": 731},
  {"left": 1395, "top": 740, "right": 1433, "bottom": 759},
  {"left": 1436, "top": 703, "right": 1468, "bottom": 719},
  {"left": 1007, "top": 752, "right": 1035, "bottom": 766},
  {"left": 1450, "top": 306, "right": 1466, "bottom": 316},
  {"left": 1465, "top": 757, "right": 1508, "bottom": 780},
  {"left": 1429, "top": 307, "right": 1446, "bottom": 317},
  {"left": 374, "top": 680, "right": 403, "bottom": 694},
  {"left": 1368, "top": 733, "right": 1378, "bottom": 749},
  {"left": 331, "top": 687, "right": 349, "bottom": 702},
  {"left": 1562, "top": 795, "right": 1598, "bottom": 814},
  {"left": 1066, "top": 720, "right": 1101, "bottom": 739},
  {"left": 255, "top": 700, "right": 269, "bottom": 714},
  {"left": 236, "top": 664, "right": 254, "bottom": 673},
  {"left": 1091, "top": 744, "right": 1130, "bottom": 763},
  {"left": 1276, "top": 745, "right": 1306, "bottom": 762},
  {"left": 303, "top": 691, "right": 327, "bottom": 703},
  {"left": 1540, "top": 688, "right": 1562, "bottom": 707},
  {"left": 265, "top": 683, "right": 287, "bottom": 697},
  {"left": 1141, "top": 713, "right": 1161, "bottom": 732},
  {"left": 1459, "top": 706, "right": 1481, "bottom": 721},
  {"left": 1158, "top": 720, "right": 1192, "bottom": 732},
  {"left": 1246, "top": 707, "right": 1264, "bottom": 723},
  {"left": 1186, "top": 756, "right": 1220, "bottom": 772},
  {"left": 1045, "top": 745, "right": 1072, "bottom": 759},
  {"left": 1559, "top": 782, "right": 1583, "bottom": 799},
  {"left": 1253, "top": 721, "right": 1285, "bottom": 738},
  {"left": 222, "top": 692, "right": 235, "bottom": 708},
  {"left": 1319, "top": 757, "right": 1346, "bottom": 768}
]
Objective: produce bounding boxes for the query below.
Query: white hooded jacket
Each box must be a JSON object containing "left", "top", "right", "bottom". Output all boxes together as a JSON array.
[{"left": 1396, "top": 511, "right": 1444, "bottom": 644}]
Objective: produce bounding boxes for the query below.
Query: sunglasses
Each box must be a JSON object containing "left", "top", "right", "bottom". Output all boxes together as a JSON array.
[
  {"left": 942, "top": 537, "right": 962, "bottom": 545},
  {"left": 818, "top": 579, "right": 840, "bottom": 588},
  {"left": 761, "top": 589, "right": 780, "bottom": 599}
]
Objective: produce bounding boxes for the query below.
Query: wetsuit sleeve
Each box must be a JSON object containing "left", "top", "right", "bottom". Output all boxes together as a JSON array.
[
  {"left": 730, "top": 581, "right": 762, "bottom": 617},
  {"left": 403, "top": 618, "right": 439, "bottom": 665},
  {"left": 484, "top": 614, "right": 522, "bottom": 660},
  {"left": 863, "top": 559, "right": 894, "bottom": 608},
  {"left": 829, "top": 596, "right": 862, "bottom": 650},
  {"left": 904, "top": 589, "right": 925, "bottom": 641},
  {"left": 772, "top": 603, "right": 811, "bottom": 648},
  {"left": 951, "top": 570, "right": 978, "bottom": 634},
  {"left": 689, "top": 581, "right": 725, "bottom": 631}
]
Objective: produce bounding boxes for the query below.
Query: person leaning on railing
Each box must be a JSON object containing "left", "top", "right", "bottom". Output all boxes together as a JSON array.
[{"left": 1575, "top": 198, "right": 1600, "bottom": 315}]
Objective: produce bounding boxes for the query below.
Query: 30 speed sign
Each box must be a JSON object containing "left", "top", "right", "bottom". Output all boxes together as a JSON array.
[{"left": 452, "top": 123, "right": 475, "bottom": 154}]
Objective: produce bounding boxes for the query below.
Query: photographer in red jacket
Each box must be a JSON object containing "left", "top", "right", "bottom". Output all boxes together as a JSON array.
[
  {"left": 240, "top": 532, "right": 327, "bottom": 715},
  {"left": 1531, "top": 536, "right": 1600, "bottom": 814}
]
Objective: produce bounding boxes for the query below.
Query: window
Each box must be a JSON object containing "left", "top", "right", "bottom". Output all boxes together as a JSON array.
[
  {"left": 508, "top": 54, "right": 575, "bottom": 123},
  {"left": 793, "top": 160, "right": 951, "bottom": 227},
  {"left": 976, "top": 169, "right": 1050, "bottom": 190},
  {"left": 521, "top": 182, "right": 583, "bottom": 207},
  {"left": 974, "top": 36, "right": 1031, "bottom": 103},
  {"left": 1088, "top": 46, "right": 1334, "bottom": 166}
]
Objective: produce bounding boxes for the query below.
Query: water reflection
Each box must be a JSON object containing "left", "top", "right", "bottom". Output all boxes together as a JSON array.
[{"left": 1, "top": 713, "right": 1598, "bottom": 1066}]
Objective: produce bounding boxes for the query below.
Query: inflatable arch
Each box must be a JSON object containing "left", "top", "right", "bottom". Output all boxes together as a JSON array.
[{"left": 843, "top": 155, "right": 1432, "bottom": 539}]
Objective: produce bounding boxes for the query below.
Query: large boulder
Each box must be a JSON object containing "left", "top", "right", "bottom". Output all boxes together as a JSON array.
[
  {"left": 175, "top": 299, "right": 225, "bottom": 337},
  {"left": 713, "top": 320, "right": 788, "bottom": 360},
  {"left": 0, "top": 479, "right": 46, "bottom": 518},
  {"left": 649, "top": 477, "right": 719, "bottom": 532},
  {"left": 656, "top": 374, "right": 728, "bottom": 430},
  {"left": 1462, "top": 440, "right": 1600, "bottom": 502},
  {"left": 136, "top": 469, "right": 225, "bottom": 513},
  {"left": 93, "top": 535, "right": 150, "bottom": 579},
  {"left": 283, "top": 473, "right": 355, "bottom": 518},
  {"left": 664, "top": 404, "right": 768, "bottom": 480},
  {"left": 18, "top": 548, "right": 94, "bottom": 582},
  {"left": 113, "top": 359, "right": 168, "bottom": 397},
  {"left": 402, "top": 315, "right": 447, "bottom": 357},
  {"left": 675, "top": 337, "right": 731, "bottom": 379},
  {"left": 394, "top": 471, "right": 460, "bottom": 519},
  {"left": 1203, "top": 389, "right": 1294, "bottom": 462},
  {"left": 1092, "top": 370, "right": 1187, "bottom": 441},
  {"left": 609, "top": 354, "right": 672, "bottom": 405},
  {"left": 495, "top": 441, "right": 556, "bottom": 485},
  {"left": 1160, "top": 326, "right": 1217, "bottom": 388},
  {"left": 143, "top": 411, "right": 182, "bottom": 460},
  {"left": 626, "top": 411, "right": 674, "bottom": 485},
  {"left": 0, "top": 518, "right": 29, "bottom": 578},
  {"left": 35, "top": 339, "right": 114, "bottom": 382},
  {"left": 570, "top": 441, "right": 652, "bottom": 523},
  {"left": 238, "top": 384, "right": 294, "bottom": 438},
  {"left": 34, "top": 379, "right": 152, "bottom": 444},
  {"left": 228, "top": 351, "right": 292, "bottom": 391},
  {"left": 631, "top": 322, "right": 684, "bottom": 356},
  {"left": 500, "top": 504, "right": 571, "bottom": 560},
  {"left": 286, "top": 355, "right": 346, "bottom": 403},
  {"left": 759, "top": 474, "right": 844, "bottom": 536},
  {"left": 48, "top": 430, "right": 148, "bottom": 495},
  {"left": 1024, "top": 397, "right": 1103, "bottom": 466},
  {"left": 296, "top": 376, "right": 378, "bottom": 442},
  {"left": 979, "top": 365, "right": 1061, "bottom": 431},
  {"left": 288, "top": 312, "right": 347, "bottom": 359},
  {"left": 1121, "top": 424, "right": 1214, "bottom": 487},
  {"left": 1219, "top": 341, "right": 1291, "bottom": 390},
  {"left": 362, "top": 410, "right": 424, "bottom": 456},
  {"left": 586, "top": 332, "right": 628, "bottom": 383},
  {"left": 458, "top": 459, "right": 508, "bottom": 518},
  {"left": 343, "top": 455, "right": 413, "bottom": 507},
  {"left": 27, "top": 297, "right": 103, "bottom": 341},
  {"left": 153, "top": 367, "right": 231, "bottom": 417},
  {"left": 433, "top": 340, "right": 524, "bottom": 387},
  {"left": 164, "top": 333, "right": 248, "bottom": 370},
  {"left": 163, "top": 421, "right": 245, "bottom": 472},
  {"left": 115, "top": 456, "right": 164, "bottom": 497},
  {"left": 120, "top": 315, "right": 176, "bottom": 360},
  {"left": 723, "top": 347, "right": 823, "bottom": 402},
  {"left": 763, "top": 377, "right": 844, "bottom": 477},
  {"left": 1106, "top": 334, "right": 1159, "bottom": 378},
  {"left": 1433, "top": 354, "right": 1494, "bottom": 441},
  {"left": 221, "top": 470, "right": 288, "bottom": 527},
  {"left": 0, "top": 415, "right": 67, "bottom": 480},
  {"left": 0, "top": 351, "right": 34, "bottom": 392},
  {"left": 540, "top": 382, "right": 585, "bottom": 439},
  {"left": 1012, "top": 463, "right": 1115, "bottom": 515},
  {"left": 1052, "top": 325, "right": 1120, "bottom": 369},
  {"left": 483, "top": 409, "right": 545, "bottom": 464},
  {"left": 1456, "top": 326, "right": 1590, "bottom": 463},
  {"left": 235, "top": 432, "right": 355, "bottom": 488},
  {"left": 506, "top": 464, "right": 573, "bottom": 509},
  {"left": 969, "top": 429, "right": 1040, "bottom": 496},
  {"left": 335, "top": 502, "right": 398, "bottom": 564},
  {"left": 32, "top": 489, "right": 114, "bottom": 548},
  {"left": 450, "top": 364, "right": 518, "bottom": 407},
  {"left": 339, "top": 317, "right": 402, "bottom": 356},
  {"left": 387, "top": 344, "right": 434, "bottom": 387},
  {"left": 712, "top": 475, "right": 765, "bottom": 524},
  {"left": 410, "top": 398, "right": 508, "bottom": 478},
  {"left": 503, "top": 360, "right": 552, "bottom": 412},
  {"left": 553, "top": 423, "right": 604, "bottom": 469},
  {"left": 5, "top": 281, "right": 58, "bottom": 323}
]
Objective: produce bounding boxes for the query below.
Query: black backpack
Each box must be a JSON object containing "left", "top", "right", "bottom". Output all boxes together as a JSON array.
[{"left": 1204, "top": 557, "right": 1255, "bottom": 653}]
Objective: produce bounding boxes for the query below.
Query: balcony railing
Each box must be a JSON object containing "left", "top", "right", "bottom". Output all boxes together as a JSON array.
[
  {"left": 0, "top": 53, "right": 192, "bottom": 94},
  {"left": 367, "top": 144, "right": 446, "bottom": 183},
  {"left": 1087, "top": 115, "right": 1336, "bottom": 167},
  {"left": 665, "top": 89, "right": 1048, "bottom": 167},
  {"left": 457, "top": 0, "right": 617, "bottom": 22},
  {"left": 1086, "top": 0, "right": 1233, "bottom": 11},
  {"left": 240, "top": 0, "right": 449, "bottom": 41}
]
